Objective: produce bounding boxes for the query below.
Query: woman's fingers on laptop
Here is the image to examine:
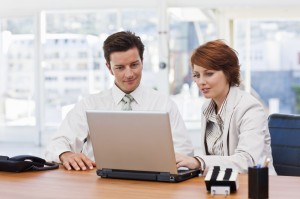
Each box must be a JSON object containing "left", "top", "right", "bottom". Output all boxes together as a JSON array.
[
  {"left": 175, "top": 153, "right": 199, "bottom": 169},
  {"left": 175, "top": 153, "right": 186, "bottom": 168}
]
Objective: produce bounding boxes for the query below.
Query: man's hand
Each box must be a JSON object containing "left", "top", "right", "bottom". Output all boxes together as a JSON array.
[
  {"left": 175, "top": 153, "right": 201, "bottom": 169},
  {"left": 59, "top": 152, "right": 96, "bottom": 171}
]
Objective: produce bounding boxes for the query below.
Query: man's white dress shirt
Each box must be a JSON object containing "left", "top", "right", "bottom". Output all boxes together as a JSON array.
[{"left": 45, "top": 84, "right": 194, "bottom": 163}]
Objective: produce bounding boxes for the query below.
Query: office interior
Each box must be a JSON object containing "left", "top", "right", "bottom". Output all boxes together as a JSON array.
[{"left": 1, "top": 0, "right": 300, "bottom": 158}]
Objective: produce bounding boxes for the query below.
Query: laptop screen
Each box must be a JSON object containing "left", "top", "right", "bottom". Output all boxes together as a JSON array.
[{"left": 86, "top": 111, "right": 178, "bottom": 174}]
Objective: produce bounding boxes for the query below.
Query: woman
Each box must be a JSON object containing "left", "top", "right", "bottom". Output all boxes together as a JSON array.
[{"left": 176, "top": 40, "right": 276, "bottom": 174}]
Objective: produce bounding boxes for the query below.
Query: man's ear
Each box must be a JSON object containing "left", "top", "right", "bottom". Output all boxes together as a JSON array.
[
  {"left": 106, "top": 63, "right": 114, "bottom": 75},
  {"left": 141, "top": 59, "right": 144, "bottom": 70}
]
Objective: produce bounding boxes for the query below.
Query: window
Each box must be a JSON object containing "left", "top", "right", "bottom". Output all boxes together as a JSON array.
[
  {"left": 0, "top": 16, "right": 36, "bottom": 142},
  {"left": 234, "top": 20, "right": 300, "bottom": 114},
  {"left": 168, "top": 8, "right": 217, "bottom": 94},
  {"left": 40, "top": 9, "right": 159, "bottom": 144}
]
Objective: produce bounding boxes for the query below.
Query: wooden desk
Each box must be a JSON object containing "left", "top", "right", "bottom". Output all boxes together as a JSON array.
[{"left": 0, "top": 167, "right": 299, "bottom": 199}]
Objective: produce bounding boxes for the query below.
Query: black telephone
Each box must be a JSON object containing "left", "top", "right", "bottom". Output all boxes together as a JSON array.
[{"left": 0, "top": 155, "right": 59, "bottom": 172}]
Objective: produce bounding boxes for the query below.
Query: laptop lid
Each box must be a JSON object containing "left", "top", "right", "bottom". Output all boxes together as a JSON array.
[{"left": 86, "top": 111, "right": 179, "bottom": 174}]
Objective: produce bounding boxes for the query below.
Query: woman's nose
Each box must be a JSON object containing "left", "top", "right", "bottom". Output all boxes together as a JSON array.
[{"left": 195, "top": 77, "right": 205, "bottom": 85}]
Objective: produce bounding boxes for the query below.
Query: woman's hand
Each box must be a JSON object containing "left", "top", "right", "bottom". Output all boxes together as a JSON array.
[{"left": 175, "top": 153, "right": 201, "bottom": 169}]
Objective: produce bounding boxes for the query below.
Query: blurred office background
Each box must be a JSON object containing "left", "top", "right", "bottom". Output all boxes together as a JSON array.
[{"left": 1, "top": 0, "right": 300, "bottom": 157}]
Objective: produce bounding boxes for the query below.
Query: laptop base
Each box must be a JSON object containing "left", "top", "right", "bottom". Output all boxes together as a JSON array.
[{"left": 97, "top": 169, "right": 201, "bottom": 183}]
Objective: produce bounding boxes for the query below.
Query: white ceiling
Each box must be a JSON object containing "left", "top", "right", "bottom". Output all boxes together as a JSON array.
[{"left": 1, "top": 0, "right": 300, "bottom": 17}]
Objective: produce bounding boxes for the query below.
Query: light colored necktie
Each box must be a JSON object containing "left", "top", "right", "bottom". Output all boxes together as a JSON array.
[{"left": 121, "top": 94, "right": 134, "bottom": 111}]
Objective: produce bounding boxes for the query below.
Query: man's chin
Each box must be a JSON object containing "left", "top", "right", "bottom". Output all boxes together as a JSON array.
[
  {"left": 126, "top": 81, "right": 140, "bottom": 91},
  {"left": 123, "top": 85, "right": 138, "bottom": 93}
]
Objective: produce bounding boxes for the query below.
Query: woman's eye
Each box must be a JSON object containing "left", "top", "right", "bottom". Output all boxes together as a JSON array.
[
  {"left": 116, "top": 66, "right": 124, "bottom": 70},
  {"left": 193, "top": 74, "right": 200, "bottom": 78}
]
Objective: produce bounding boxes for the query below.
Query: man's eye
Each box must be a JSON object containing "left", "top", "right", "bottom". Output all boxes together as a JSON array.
[{"left": 131, "top": 63, "right": 139, "bottom": 68}]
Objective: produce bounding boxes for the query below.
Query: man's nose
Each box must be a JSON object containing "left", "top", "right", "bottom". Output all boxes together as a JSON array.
[{"left": 124, "top": 67, "right": 133, "bottom": 77}]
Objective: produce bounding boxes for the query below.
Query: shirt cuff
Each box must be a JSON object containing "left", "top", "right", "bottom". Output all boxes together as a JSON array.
[{"left": 194, "top": 156, "right": 206, "bottom": 171}]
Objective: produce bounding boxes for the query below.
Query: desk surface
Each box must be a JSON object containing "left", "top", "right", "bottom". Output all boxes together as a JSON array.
[{"left": 0, "top": 167, "right": 299, "bottom": 199}]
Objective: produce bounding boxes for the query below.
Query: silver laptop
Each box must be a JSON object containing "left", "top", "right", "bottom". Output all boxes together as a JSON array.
[{"left": 86, "top": 110, "right": 200, "bottom": 182}]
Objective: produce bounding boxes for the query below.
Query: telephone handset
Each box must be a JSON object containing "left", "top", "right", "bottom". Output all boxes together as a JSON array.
[{"left": 0, "top": 155, "right": 59, "bottom": 172}]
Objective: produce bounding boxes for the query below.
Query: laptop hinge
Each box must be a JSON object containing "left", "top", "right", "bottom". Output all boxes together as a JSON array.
[
  {"left": 98, "top": 168, "right": 112, "bottom": 177},
  {"left": 98, "top": 169, "right": 174, "bottom": 181}
]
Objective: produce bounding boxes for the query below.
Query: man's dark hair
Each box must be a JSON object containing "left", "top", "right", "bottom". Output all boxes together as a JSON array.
[{"left": 103, "top": 31, "right": 145, "bottom": 64}]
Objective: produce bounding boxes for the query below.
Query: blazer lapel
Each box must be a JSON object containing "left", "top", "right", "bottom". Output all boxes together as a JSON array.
[
  {"left": 200, "top": 101, "right": 209, "bottom": 155},
  {"left": 222, "top": 87, "right": 240, "bottom": 155}
]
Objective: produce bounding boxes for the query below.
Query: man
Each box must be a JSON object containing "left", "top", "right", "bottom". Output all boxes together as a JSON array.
[{"left": 45, "top": 31, "right": 193, "bottom": 171}]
